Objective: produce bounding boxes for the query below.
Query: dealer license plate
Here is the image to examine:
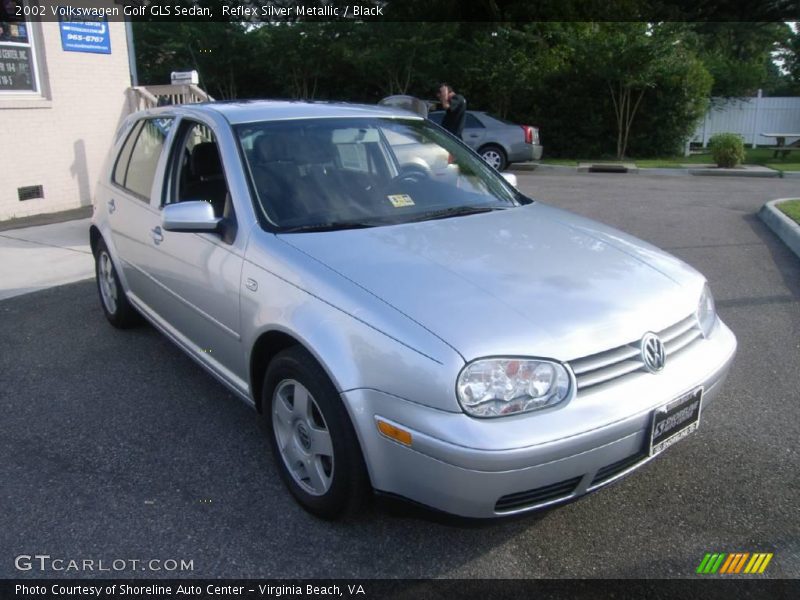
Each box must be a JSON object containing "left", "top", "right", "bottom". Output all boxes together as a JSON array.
[{"left": 649, "top": 387, "right": 703, "bottom": 456}]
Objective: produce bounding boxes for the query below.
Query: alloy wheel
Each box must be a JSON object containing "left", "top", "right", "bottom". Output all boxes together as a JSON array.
[
  {"left": 481, "top": 149, "right": 504, "bottom": 170},
  {"left": 98, "top": 251, "right": 118, "bottom": 314},
  {"left": 272, "top": 379, "right": 335, "bottom": 496}
]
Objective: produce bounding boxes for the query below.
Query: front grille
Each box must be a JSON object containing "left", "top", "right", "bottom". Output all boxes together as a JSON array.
[
  {"left": 495, "top": 476, "right": 582, "bottom": 512},
  {"left": 569, "top": 314, "right": 702, "bottom": 392},
  {"left": 590, "top": 451, "right": 648, "bottom": 487}
]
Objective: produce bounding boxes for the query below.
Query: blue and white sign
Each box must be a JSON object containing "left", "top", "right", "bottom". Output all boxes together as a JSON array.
[{"left": 59, "top": 16, "right": 111, "bottom": 54}]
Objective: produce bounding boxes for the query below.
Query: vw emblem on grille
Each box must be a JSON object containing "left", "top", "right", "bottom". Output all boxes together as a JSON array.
[{"left": 640, "top": 333, "right": 666, "bottom": 373}]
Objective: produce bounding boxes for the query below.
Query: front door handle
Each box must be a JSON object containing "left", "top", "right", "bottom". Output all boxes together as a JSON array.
[
  {"left": 107, "top": 198, "right": 116, "bottom": 214},
  {"left": 151, "top": 226, "right": 163, "bottom": 245}
]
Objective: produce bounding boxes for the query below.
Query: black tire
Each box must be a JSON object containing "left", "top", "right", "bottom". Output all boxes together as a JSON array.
[
  {"left": 94, "top": 238, "right": 140, "bottom": 328},
  {"left": 263, "top": 346, "right": 370, "bottom": 519},
  {"left": 479, "top": 144, "right": 508, "bottom": 171}
]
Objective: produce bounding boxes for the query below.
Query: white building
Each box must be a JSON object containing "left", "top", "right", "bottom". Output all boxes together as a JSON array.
[{"left": 0, "top": 14, "right": 133, "bottom": 221}]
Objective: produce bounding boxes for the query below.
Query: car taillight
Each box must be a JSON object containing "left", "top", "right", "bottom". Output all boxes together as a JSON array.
[{"left": 522, "top": 125, "right": 533, "bottom": 145}]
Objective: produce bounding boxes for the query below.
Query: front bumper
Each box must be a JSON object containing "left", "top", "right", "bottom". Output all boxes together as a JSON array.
[{"left": 343, "top": 319, "right": 737, "bottom": 518}]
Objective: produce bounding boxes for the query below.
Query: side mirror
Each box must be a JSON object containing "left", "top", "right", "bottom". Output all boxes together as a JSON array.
[
  {"left": 501, "top": 172, "right": 518, "bottom": 189},
  {"left": 162, "top": 201, "right": 221, "bottom": 233}
]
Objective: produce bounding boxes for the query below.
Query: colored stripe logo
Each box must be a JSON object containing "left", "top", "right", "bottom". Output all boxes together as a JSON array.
[{"left": 696, "top": 552, "right": 773, "bottom": 574}]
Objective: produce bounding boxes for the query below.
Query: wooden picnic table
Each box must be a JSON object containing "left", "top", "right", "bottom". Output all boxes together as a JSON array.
[{"left": 761, "top": 133, "right": 800, "bottom": 158}]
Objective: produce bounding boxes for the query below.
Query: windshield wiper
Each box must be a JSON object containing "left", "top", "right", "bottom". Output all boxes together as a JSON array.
[
  {"left": 279, "top": 221, "right": 378, "bottom": 233},
  {"left": 406, "top": 205, "right": 508, "bottom": 223}
]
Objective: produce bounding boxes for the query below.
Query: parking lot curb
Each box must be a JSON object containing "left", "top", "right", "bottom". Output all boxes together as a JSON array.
[
  {"left": 689, "top": 166, "right": 780, "bottom": 178},
  {"left": 578, "top": 162, "right": 638, "bottom": 173},
  {"left": 511, "top": 163, "right": 788, "bottom": 178},
  {"left": 510, "top": 163, "right": 573, "bottom": 173},
  {"left": 759, "top": 198, "right": 800, "bottom": 260}
]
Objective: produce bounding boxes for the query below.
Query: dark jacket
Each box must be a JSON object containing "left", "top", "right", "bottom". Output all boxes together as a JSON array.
[{"left": 441, "top": 94, "right": 467, "bottom": 138}]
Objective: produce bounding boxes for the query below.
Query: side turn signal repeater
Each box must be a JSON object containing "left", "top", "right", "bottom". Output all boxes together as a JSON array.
[{"left": 376, "top": 419, "right": 413, "bottom": 446}]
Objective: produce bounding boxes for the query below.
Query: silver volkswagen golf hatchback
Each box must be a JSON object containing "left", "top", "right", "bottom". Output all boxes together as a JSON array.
[{"left": 91, "top": 101, "right": 737, "bottom": 519}]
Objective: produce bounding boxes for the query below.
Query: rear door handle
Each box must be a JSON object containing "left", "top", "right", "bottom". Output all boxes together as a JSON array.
[
  {"left": 107, "top": 198, "right": 116, "bottom": 214},
  {"left": 151, "top": 226, "right": 163, "bottom": 245}
]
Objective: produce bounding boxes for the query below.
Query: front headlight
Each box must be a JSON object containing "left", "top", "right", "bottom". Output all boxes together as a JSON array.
[
  {"left": 696, "top": 283, "right": 717, "bottom": 338},
  {"left": 456, "top": 358, "right": 571, "bottom": 418}
]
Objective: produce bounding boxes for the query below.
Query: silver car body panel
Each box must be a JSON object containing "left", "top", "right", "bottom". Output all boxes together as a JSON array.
[
  {"left": 280, "top": 203, "right": 705, "bottom": 363},
  {"left": 239, "top": 231, "right": 466, "bottom": 412},
  {"left": 347, "top": 324, "right": 733, "bottom": 517},
  {"left": 91, "top": 100, "right": 737, "bottom": 518}
]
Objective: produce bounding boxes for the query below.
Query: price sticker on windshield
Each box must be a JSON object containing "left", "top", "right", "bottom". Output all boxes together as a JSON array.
[{"left": 388, "top": 194, "right": 415, "bottom": 208}]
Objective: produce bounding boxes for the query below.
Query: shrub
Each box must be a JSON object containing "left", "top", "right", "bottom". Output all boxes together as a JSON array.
[{"left": 708, "top": 133, "right": 745, "bottom": 168}]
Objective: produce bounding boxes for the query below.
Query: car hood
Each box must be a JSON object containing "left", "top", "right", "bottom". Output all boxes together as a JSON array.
[{"left": 278, "top": 203, "right": 704, "bottom": 361}]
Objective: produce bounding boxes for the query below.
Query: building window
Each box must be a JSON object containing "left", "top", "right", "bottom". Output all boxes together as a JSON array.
[{"left": 0, "top": 1, "right": 40, "bottom": 93}]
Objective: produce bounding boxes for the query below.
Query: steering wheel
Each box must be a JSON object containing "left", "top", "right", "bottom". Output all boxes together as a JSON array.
[{"left": 386, "top": 167, "right": 429, "bottom": 189}]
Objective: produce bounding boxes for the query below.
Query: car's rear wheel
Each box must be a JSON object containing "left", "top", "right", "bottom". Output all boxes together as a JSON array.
[
  {"left": 479, "top": 144, "right": 507, "bottom": 171},
  {"left": 95, "top": 239, "right": 140, "bottom": 328},
  {"left": 263, "top": 346, "right": 369, "bottom": 519}
]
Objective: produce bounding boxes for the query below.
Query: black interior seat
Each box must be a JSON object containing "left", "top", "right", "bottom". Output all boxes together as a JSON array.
[
  {"left": 183, "top": 142, "right": 228, "bottom": 217},
  {"left": 297, "top": 135, "right": 375, "bottom": 219},
  {"left": 251, "top": 132, "right": 304, "bottom": 221}
]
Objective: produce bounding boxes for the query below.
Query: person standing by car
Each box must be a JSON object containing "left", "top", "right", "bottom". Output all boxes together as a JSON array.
[{"left": 437, "top": 83, "right": 466, "bottom": 139}]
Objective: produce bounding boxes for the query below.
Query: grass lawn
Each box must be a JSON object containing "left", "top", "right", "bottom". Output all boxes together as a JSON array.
[
  {"left": 777, "top": 200, "right": 800, "bottom": 225},
  {"left": 540, "top": 147, "right": 800, "bottom": 171}
]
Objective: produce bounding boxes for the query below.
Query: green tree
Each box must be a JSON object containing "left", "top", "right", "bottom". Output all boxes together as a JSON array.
[
  {"left": 687, "top": 22, "right": 794, "bottom": 97},
  {"left": 132, "top": 22, "right": 251, "bottom": 99},
  {"left": 775, "top": 25, "right": 800, "bottom": 95},
  {"left": 459, "top": 23, "right": 572, "bottom": 119},
  {"left": 570, "top": 23, "right": 711, "bottom": 159},
  {"left": 131, "top": 19, "right": 714, "bottom": 159},
  {"left": 347, "top": 22, "right": 454, "bottom": 99}
]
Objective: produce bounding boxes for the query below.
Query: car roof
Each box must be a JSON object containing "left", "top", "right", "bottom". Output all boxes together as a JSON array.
[{"left": 141, "top": 100, "right": 424, "bottom": 125}]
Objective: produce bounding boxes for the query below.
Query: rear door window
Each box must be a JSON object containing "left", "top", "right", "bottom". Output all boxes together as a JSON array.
[
  {"left": 465, "top": 114, "right": 485, "bottom": 128},
  {"left": 113, "top": 118, "right": 174, "bottom": 201}
]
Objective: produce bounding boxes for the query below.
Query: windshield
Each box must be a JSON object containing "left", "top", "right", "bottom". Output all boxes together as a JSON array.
[{"left": 235, "top": 117, "right": 522, "bottom": 232}]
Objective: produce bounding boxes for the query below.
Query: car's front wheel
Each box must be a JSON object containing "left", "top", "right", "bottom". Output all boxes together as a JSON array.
[
  {"left": 263, "top": 346, "right": 369, "bottom": 519},
  {"left": 94, "top": 239, "right": 140, "bottom": 328},
  {"left": 479, "top": 144, "right": 508, "bottom": 171}
]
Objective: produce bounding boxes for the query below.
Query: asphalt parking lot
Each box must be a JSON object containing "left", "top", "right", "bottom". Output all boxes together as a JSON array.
[{"left": 1, "top": 172, "right": 798, "bottom": 579}]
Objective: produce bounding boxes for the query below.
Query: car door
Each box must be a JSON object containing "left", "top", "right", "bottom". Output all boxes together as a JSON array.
[
  {"left": 106, "top": 116, "right": 177, "bottom": 314},
  {"left": 461, "top": 113, "right": 487, "bottom": 149},
  {"left": 139, "top": 117, "right": 247, "bottom": 390}
]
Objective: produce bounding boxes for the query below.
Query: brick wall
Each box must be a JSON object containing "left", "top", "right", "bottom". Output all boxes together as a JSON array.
[{"left": 0, "top": 20, "right": 131, "bottom": 221}]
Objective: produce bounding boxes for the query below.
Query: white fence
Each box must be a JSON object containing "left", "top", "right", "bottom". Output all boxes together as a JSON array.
[{"left": 692, "top": 92, "right": 800, "bottom": 148}]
